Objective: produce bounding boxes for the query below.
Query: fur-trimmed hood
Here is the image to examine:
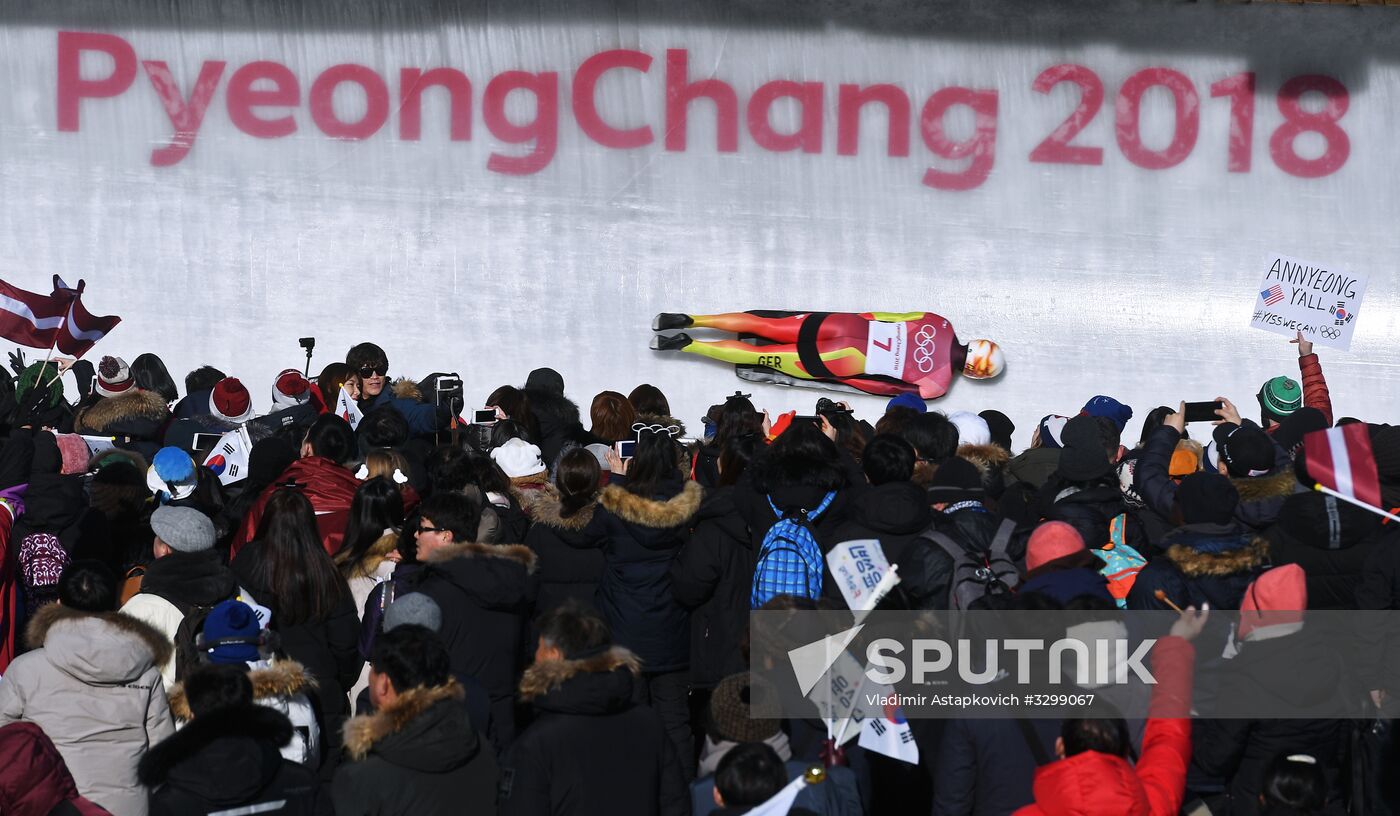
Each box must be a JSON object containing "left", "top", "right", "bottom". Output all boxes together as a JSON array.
[
  {"left": 339, "top": 530, "right": 400, "bottom": 579},
  {"left": 421, "top": 538, "right": 539, "bottom": 573},
  {"left": 1163, "top": 525, "right": 1270, "bottom": 577},
  {"left": 342, "top": 679, "right": 464, "bottom": 761},
  {"left": 519, "top": 646, "right": 641, "bottom": 701},
  {"left": 74, "top": 388, "right": 169, "bottom": 434},
  {"left": 1233, "top": 468, "right": 1300, "bottom": 503},
  {"left": 958, "top": 443, "right": 1011, "bottom": 475},
  {"left": 598, "top": 479, "right": 703, "bottom": 528},
  {"left": 25, "top": 603, "right": 172, "bottom": 683},
  {"left": 168, "top": 660, "right": 317, "bottom": 721},
  {"left": 138, "top": 705, "right": 291, "bottom": 787},
  {"left": 509, "top": 471, "right": 551, "bottom": 493},
  {"left": 392, "top": 378, "right": 422, "bottom": 401},
  {"left": 518, "top": 482, "right": 596, "bottom": 531}
]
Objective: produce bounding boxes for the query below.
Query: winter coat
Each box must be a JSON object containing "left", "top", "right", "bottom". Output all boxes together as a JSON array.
[
  {"left": 1134, "top": 426, "right": 1301, "bottom": 532},
  {"left": 1014, "top": 636, "right": 1194, "bottom": 816},
  {"left": 1192, "top": 626, "right": 1347, "bottom": 816},
  {"left": 73, "top": 389, "right": 170, "bottom": 460},
  {"left": 229, "top": 456, "right": 360, "bottom": 558},
  {"left": 342, "top": 530, "right": 400, "bottom": 618},
  {"left": 120, "top": 550, "right": 242, "bottom": 687},
  {"left": 230, "top": 546, "right": 363, "bottom": 730},
  {"left": 1019, "top": 565, "right": 1114, "bottom": 606},
  {"left": 731, "top": 449, "right": 865, "bottom": 559},
  {"left": 1296, "top": 352, "right": 1333, "bottom": 426},
  {"left": 138, "top": 705, "right": 318, "bottom": 816},
  {"left": 0, "top": 432, "right": 34, "bottom": 674},
  {"left": 0, "top": 721, "right": 111, "bottom": 816},
  {"left": 671, "top": 487, "right": 752, "bottom": 688},
  {"left": 520, "top": 487, "right": 605, "bottom": 618},
  {"left": 499, "top": 647, "right": 687, "bottom": 816},
  {"left": 334, "top": 680, "right": 498, "bottom": 816},
  {"left": 360, "top": 379, "right": 440, "bottom": 437},
  {"left": 0, "top": 605, "right": 174, "bottom": 816},
  {"left": 11, "top": 472, "right": 109, "bottom": 565},
  {"left": 830, "top": 480, "right": 933, "bottom": 567},
  {"left": 899, "top": 503, "right": 1014, "bottom": 611},
  {"left": 1006, "top": 448, "right": 1060, "bottom": 490},
  {"left": 1355, "top": 526, "right": 1400, "bottom": 697},
  {"left": 1264, "top": 490, "right": 1382, "bottom": 609},
  {"left": 576, "top": 477, "right": 703, "bottom": 673},
  {"left": 524, "top": 389, "right": 590, "bottom": 471},
  {"left": 1126, "top": 523, "right": 1269, "bottom": 612},
  {"left": 1040, "top": 482, "right": 1149, "bottom": 557},
  {"left": 934, "top": 717, "right": 1059, "bottom": 816},
  {"left": 168, "top": 660, "right": 322, "bottom": 767},
  {"left": 409, "top": 539, "right": 537, "bottom": 748}
]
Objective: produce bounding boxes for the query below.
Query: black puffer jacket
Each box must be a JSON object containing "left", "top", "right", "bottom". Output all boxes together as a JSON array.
[
  {"left": 138, "top": 549, "right": 240, "bottom": 611},
  {"left": 520, "top": 487, "right": 604, "bottom": 617},
  {"left": 524, "top": 389, "right": 590, "bottom": 470},
  {"left": 831, "top": 480, "right": 933, "bottom": 567},
  {"left": 500, "top": 647, "right": 687, "bottom": 816},
  {"left": 671, "top": 487, "right": 751, "bottom": 688},
  {"left": 410, "top": 539, "right": 537, "bottom": 748},
  {"left": 334, "top": 680, "right": 498, "bottom": 816},
  {"left": 1266, "top": 490, "right": 1383, "bottom": 609},
  {"left": 577, "top": 475, "right": 702, "bottom": 673},
  {"left": 73, "top": 389, "right": 170, "bottom": 460},
  {"left": 138, "top": 705, "right": 319, "bottom": 816},
  {"left": 900, "top": 504, "right": 1014, "bottom": 611},
  {"left": 11, "top": 472, "right": 108, "bottom": 562}
]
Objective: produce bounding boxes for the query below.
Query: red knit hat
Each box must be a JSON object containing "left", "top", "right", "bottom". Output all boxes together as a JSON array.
[
  {"left": 210, "top": 377, "right": 253, "bottom": 424},
  {"left": 271, "top": 368, "right": 312, "bottom": 409},
  {"left": 1238, "top": 564, "right": 1307, "bottom": 641},
  {"left": 1026, "top": 521, "right": 1086, "bottom": 572}
]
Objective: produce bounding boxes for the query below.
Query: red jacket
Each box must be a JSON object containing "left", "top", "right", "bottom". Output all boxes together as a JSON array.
[
  {"left": 1014, "top": 636, "right": 1194, "bottom": 816},
  {"left": 1298, "top": 353, "right": 1333, "bottom": 426},
  {"left": 0, "top": 722, "right": 111, "bottom": 815},
  {"left": 230, "top": 456, "right": 360, "bottom": 559}
]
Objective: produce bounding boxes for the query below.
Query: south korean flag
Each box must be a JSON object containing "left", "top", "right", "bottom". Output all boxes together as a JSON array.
[{"left": 204, "top": 425, "right": 252, "bottom": 486}]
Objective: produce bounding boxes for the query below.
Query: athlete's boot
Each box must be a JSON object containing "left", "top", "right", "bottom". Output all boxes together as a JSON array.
[
  {"left": 649, "top": 332, "right": 693, "bottom": 351},
  {"left": 652, "top": 313, "right": 693, "bottom": 331}
]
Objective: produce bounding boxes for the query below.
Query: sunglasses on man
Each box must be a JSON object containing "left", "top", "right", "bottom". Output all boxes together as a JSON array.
[{"left": 358, "top": 364, "right": 388, "bottom": 379}]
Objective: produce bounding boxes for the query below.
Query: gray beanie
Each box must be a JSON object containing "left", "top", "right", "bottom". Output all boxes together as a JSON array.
[
  {"left": 384, "top": 593, "right": 442, "bottom": 633},
  {"left": 151, "top": 505, "right": 215, "bottom": 553}
]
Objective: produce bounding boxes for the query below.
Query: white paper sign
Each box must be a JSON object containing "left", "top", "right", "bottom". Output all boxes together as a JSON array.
[
  {"left": 827, "top": 539, "right": 899, "bottom": 618},
  {"left": 335, "top": 385, "right": 364, "bottom": 430},
  {"left": 1250, "top": 254, "right": 1367, "bottom": 351}
]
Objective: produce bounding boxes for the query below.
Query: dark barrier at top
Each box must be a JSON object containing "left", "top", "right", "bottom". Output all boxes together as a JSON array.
[{"left": 749, "top": 610, "right": 1399, "bottom": 721}]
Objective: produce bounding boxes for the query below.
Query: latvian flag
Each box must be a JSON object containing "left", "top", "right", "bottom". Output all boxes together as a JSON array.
[
  {"left": 51, "top": 277, "right": 121, "bottom": 358},
  {"left": 0, "top": 278, "right": 74, "bottom": 348},
  {"left": 1304, "top": 423, "right": 1381, "bottom": 508}
]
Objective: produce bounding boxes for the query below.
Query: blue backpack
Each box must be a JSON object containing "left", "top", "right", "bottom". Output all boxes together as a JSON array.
[{"left": 750, "top": 492, "right": 836, "bottom": 608}]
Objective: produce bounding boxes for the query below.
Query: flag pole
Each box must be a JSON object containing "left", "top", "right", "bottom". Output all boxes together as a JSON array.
[
  {"left": 35, "top": 296, "right": 72, "bottom": 388},
  {"left": 1313, "top": 483, "right": 1400, "bottom": 524}
]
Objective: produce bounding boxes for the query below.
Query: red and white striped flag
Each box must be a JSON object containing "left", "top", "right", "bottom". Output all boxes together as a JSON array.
[
  {"left": 1304, "top": 423, "right": 1381, "bottom": 508},
  {"left": 50, "top": 277, "right": 121, "bottom": 358},
  {"left": 0, "top": 279, "right": 75, "bottom": 348}
]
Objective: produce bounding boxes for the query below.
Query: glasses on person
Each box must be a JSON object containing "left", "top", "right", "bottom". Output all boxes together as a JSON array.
[
  {"left": 358, "top": 364, "right": 388, "bottom": 379},
  {"left": 417, "top": 524, "right": 445, "bottom": 534}
]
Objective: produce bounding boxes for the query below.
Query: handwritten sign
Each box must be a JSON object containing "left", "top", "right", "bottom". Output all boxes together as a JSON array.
[
  {"left": 827, "top": 539, "right": 900, "bottom": 621},
  {"left": 1250, "top": 254, "right": 1366, "bottom": 351}
]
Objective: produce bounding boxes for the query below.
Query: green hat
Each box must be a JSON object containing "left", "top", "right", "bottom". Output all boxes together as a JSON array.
[
  {"left": 16, "top": 362, "right": 64, "bottom": 411},
  {"left": 1257, "top": 375, "right": 1303, "bottom": 420}
]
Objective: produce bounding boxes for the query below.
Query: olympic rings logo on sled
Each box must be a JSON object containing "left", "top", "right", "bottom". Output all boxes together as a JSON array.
[{"left": 913, "top": 324, "right": 938, "bottom": 373}]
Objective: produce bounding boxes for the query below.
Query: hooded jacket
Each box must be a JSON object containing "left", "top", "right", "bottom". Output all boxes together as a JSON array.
[
  {"left": 521, "top": 486, "right": 605, "bottom": 618},
  {"left": 139, "top": 705, "right": 318, "bottom": 816},
  {"left": 121, "top": 549, "right": 242, "bottom": 687},
  {"left": 409, "top": 539, "right": 537, "bottom": 748},
  {"left": 523, "top": 388, "right": 590, "bottom": 470},
  {"left": 230, "top": 456, "right": 361, "bottom": 558},
  {"left": 1265, "top": 490, "right": 1383, "bottom": 609},
  {"left": 334, "top": 680, "right": 498, "bottom": 816},
  {"left": 670, "top": 486, "right": 753, "bottom": 688},
  {"left": 499, "top": 647, "right": 687, "bottom": 816},
  {"left": 577, "top": 476, "right": 703, "bottom": 673},
  {"left": 74, "top": 389, "right": 171, "bottom": 458},
  {"left": 1014, "top": 636, "right": 1194, "bottom": 816},
  {"left": 0, "top": 721, "right": 110, "bottom": 816},
  {"left": 831, "top": 480, "right": 933, "bottom": 567},
  {"left": 168, "top": 660, "right": 322, "bottom": 767},
  {"left": 1126, "top": 523, "right": 1269, "bottom": 613},
  {"left": 0, "top": 605, "right": 174, "bottom": 816}
]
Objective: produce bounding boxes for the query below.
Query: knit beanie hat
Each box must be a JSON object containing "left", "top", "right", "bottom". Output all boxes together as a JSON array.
[
  {"left": 150, "top": 504, "right": 215, "bottom": 552},
  {"left": 926, "top": 456, "right": 984, "bottom": 504},
  {"left": 271, "top": 369, "right": 313, "bottom": 409},
  {"left": 709, "top": 673, "right": 780, "bottom": 743},
  {"left": 147, "top": 446, "right": 198, "bottom": 503},
  {"left": 887, "top": 393, "right": 927, "bottom": 414},
  {"left": 1057, "top": 416, "right": 1113, "bottom": 482},
  {"left": 1026, "top": 521, "right": 1086, "bottom": 572},
  {"left": 491, "top": 438, "right": 546, "bottom": 479},
  {"left": 384, "top": 593, "right": 443, "bottom": 633},
  {"left": 1036, "top": 415, "right": 1069, "bottom": 449},
  {"left": 15, "top": 362, "right": 64, "bottom": 410},
  {"left": 95, "top": 356, "right": 133, "bottom": 399},
  {"left": 1257, "top": 376, "right": 1303, "bottom": 424},
  {"left": 200, "top": 600, "right": 263, "bottom": 664},
  {"left": 210, "top": 378, "right": 254, "bottom": 424},
  {"left": 1176, "top": 471, "right": 1240, "bottom": 525},
  {"left": 948, "top": 411, "right": 992, "bottom": 447},
  {"left": 979, "top": 410, "right": 1015, "bottom": 451},
  {"left": 53, "top": 434, "right": 90, "bottom": 476},
  {"left": 525, "top": 367, "right": 565, "bottom": 396},
  {"left": 1168, "top": 441, "right": 1202, "bottom": 478},
  {"left": 1238, "top": 564, "right": 1307, "bottom": 640},
  {"left": 1082, "top": 395, "right": 1134, "bottom": 432}
]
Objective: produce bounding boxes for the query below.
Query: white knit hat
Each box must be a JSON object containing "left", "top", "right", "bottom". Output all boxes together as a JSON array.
[
  {"left": 490, "top": 438, "right": 546, "bottom": 479},
  {"left": 95, "top": 355, "right": 133, "bottom": 399},
  {"left": 948, "top": 410, "right": 992, "bottom": 447}
]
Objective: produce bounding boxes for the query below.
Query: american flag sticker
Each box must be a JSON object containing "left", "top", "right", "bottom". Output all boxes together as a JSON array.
[{"left": 1262, "top": 284, "right": 1285, "bottom": 306}]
